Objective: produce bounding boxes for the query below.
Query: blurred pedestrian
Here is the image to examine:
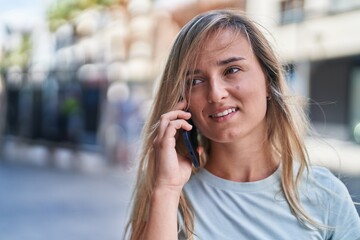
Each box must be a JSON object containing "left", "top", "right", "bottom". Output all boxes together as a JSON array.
[
  {"left": 59, "top": 80, "right": 83, "bottom": 145},
  {"left": 125, "top": 9, "right": 360, "bottom": 240},
  {"left": 99, "top": 82, "right": 132, "bottom": 166},
  {"left": 0, "top": 76, "right": 5, "bottom": 153}
]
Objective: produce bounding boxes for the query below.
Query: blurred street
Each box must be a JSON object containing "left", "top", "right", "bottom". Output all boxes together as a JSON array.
[{"left": 0, "top": 144, "right": 136, "bottom": 240}]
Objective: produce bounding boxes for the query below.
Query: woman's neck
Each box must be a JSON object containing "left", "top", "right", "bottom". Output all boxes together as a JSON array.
[{"left": 205, "top": 139, "right": 279, "bottom": 182}]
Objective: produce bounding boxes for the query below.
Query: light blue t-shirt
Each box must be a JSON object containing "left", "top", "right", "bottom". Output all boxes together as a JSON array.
[{"left": 178, "top": 166, "right": 360, "bottom": 240}]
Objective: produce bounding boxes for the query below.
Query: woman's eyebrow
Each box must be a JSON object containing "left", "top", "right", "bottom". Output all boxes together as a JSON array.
[
  {"left": 186, "top": 57, "right": 246, "bottom": 76},
  {"left": 186, "top": 69, "right": 202, "bottom": 76},
  {"left": 217, "top": 56, "right": 246, "bottom": 66}
]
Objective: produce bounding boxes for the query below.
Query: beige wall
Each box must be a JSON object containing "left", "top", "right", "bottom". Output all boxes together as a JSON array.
[
  {"left": 274, "top": 10, "right": 360, "bottom": 61},
  {"left": 246, "top": 0, "right": 360, "bottom": 62}
]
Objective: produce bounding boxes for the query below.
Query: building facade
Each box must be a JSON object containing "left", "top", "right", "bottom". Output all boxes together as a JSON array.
[{"left": 246, "top": 0, "right": 360, "bottom": 142}]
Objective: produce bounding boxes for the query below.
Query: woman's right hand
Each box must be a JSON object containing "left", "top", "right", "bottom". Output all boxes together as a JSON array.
[{"left": 152, "top": 100, "right": 194, "bottom": 195}]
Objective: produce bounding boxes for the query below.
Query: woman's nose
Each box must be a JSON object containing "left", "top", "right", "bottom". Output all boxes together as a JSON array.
[{"left": 207, "top": 79, "right": 229, "bottom": 103}]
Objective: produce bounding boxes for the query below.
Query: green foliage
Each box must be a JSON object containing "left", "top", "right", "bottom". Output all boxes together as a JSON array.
[
  {"left": 46, "top": 0, "right": 118, "bottom": 32},
  {"left": 0, "top": 32, "right": 33, "bottom": 73}
]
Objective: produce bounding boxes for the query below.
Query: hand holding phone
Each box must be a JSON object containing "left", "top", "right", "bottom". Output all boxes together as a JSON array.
[{"left": 181, "top": 118, "right": 200, "bottom": 168}]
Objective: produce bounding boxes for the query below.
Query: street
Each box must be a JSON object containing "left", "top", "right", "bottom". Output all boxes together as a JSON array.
[{"left": 0, "top": 161, "right": 135, "bottom": 240}]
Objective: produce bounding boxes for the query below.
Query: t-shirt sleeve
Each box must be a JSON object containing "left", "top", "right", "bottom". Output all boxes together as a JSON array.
[{"left": 325, "top": 171, "right": 360, "bottom": 240}]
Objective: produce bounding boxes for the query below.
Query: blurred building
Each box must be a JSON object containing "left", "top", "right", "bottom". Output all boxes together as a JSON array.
[
  {"left": 245, "top": 0, "right": 360, "bottom": 142},
  {"left": 0, "top": 0, "right": 247, "bottom": 165},
  {"left": 1, "top": 0, "right": 359, "bottom": 166}
]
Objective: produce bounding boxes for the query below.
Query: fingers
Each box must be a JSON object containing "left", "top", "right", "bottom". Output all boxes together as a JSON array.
[
  {"left": 155, "top": 110, "right": 191, "bottom": 144},
  {"left": 153, "top": 97, "right": 193, "bottom": 149},
  {"left": 151, "top": 98, "right": 194, "bottom": 190}
]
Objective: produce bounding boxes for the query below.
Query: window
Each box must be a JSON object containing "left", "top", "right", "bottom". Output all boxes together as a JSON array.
[{"left": 279, "top": 0, "right": 305, "bottom": 24}]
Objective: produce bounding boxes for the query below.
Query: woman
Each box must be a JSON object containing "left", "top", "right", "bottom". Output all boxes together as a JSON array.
[{"left": 125, "top": 9, "right": 360, "bottom": 240}]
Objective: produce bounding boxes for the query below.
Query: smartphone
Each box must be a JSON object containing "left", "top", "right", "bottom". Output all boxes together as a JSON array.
[{"left": 181, "top": 118, "right": 200, "bottom": 168}]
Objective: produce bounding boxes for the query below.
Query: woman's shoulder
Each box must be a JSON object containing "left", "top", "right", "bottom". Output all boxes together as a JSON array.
[
  {"left": 308, "top": 165, "right": 334, "bottom": 180},
  {"left": 306, "top": 165, "right": 349, "bottom": 195},
  {"left": 307, "top": 167, "right": 360, "bottom": 239}
]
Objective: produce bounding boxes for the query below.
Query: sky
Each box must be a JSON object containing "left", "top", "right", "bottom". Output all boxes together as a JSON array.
[
  {"left": 0, "top": 0, "right": 52, "bottom": 38},
  {"left": 0, "top": 0, "right": 186, "bottom": 35}
]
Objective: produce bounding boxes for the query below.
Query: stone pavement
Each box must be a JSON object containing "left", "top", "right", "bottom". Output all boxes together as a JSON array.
[
  {"left": 0, "top": 138, "right": 138, "bottom": 240},
  {"left": 0, "top": 139, "right": 110, "bottom": 174},
  {"left": 0, "top": 160, "right": 136, "bottom": 240}
]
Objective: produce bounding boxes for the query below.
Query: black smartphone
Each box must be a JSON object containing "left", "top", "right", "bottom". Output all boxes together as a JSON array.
[{"left": 181, "top": 118, "right": 200, "bottom": 168}]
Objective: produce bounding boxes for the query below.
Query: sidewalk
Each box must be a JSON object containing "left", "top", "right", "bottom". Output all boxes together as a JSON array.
[
  {"left": 0, "top": 138, "right": 110, "bottom": 173},
  {"left": 0, "top": 157, "right": 135, "bottom": 240}
]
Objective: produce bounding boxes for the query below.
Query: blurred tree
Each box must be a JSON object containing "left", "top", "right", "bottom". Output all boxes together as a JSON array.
[
  {"left": 0, "top": 32, "right": 32, "bottom": 74},
  {"left": 46, "top": 0, "right": 127, "bottom": 32}
]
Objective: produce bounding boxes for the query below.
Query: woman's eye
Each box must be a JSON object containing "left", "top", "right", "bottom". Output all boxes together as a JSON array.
[
  {"left": 225, "top": 67, "right": 240, "bottom": 75},
  {"left": 191, "top": 79, "right": 203, "bottom": 86}
]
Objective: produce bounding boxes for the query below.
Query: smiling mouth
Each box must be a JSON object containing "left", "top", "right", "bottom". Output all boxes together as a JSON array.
[{"left": 209, "top": 108, "right": 238, "bottom": 118}]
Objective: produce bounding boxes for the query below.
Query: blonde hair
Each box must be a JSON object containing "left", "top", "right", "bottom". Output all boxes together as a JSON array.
[{"left": 125, "top": 9, "right": 316, "bottom": 239}]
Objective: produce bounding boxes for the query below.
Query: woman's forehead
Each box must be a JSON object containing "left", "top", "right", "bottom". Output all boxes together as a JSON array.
[
  {"left": 189, "top": 29, "right": 252, "bottom": 65},
  {"left": 201, "top": 28, "right": 248, "bottom": 51}
]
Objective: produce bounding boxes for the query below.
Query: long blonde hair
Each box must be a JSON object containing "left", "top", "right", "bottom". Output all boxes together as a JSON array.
[{"left": 125, "top": 9, "right": 315, "bottom": 239}]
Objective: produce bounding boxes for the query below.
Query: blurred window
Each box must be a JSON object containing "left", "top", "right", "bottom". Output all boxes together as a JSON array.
[
  {"left": 301, "top": 0, "right": 360, "bottom": 19},
  {"left": 328, "top": 0, "right": 360, "bottom": 14},
  {"left": 279, "top": 0, "right": 304, "bottom": 25}
]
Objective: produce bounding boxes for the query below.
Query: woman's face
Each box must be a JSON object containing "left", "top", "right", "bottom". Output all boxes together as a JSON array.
[{"left": 187, "top": 29, "right": 269, "bottom": 144}]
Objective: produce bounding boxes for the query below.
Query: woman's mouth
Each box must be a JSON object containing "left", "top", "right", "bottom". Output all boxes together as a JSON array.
[{"left": 210, "top": 107, "right": 238, "bottom": 118}]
